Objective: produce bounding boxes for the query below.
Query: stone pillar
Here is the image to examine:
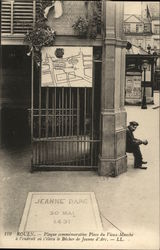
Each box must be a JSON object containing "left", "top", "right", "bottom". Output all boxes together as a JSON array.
[{"left": 98, "top": 1, "right": 127, "bottom": 176}]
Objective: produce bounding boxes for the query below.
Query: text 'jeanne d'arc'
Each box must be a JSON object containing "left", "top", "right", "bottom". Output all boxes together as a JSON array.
[{"left": 34, "top": 198, "right": 88, "bottom": 205}]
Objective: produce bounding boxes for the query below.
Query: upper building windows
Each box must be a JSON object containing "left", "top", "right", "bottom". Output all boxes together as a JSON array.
[
  {"left": 123, "top": 14, "right": 153, "bottom": 35},
  {"left": 144, "top": 23, "right": 151, "bottom": 33},
  {"left": 124, "top": 23, "right": 143, "bottom": 33},
  {"left": 154, "top": 25, "right": 160, "bottom": 34},
  {"left": 124, "top": 23, "right": 131, "bottom": 33},
  {"left": 136, "top": 24, "right": 143, "bottom": 33}
]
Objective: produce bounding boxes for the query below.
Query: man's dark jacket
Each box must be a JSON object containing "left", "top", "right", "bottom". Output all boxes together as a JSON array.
[{"left": 126, "top": 126, "right": 142, "bottom": 153}]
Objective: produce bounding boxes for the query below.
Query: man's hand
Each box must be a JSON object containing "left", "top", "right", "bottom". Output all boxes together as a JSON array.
[{"left": 142, "top": 139, "right": 148, "bottom": 145}]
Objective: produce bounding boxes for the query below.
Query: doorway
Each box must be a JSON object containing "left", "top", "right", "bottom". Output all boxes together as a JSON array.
[{"left": 31, "top": 47, "right": 102, "bottom": 170}]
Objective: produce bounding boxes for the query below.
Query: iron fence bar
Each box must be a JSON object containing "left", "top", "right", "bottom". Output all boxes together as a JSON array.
[
  {"left": 71, "top": 89, "right": 74, "bottom": 165},
  {"left": 58, "top": 89, "right": 61, "bottom": 137},
  {"left": 38, "top": 63, "right": 42, "bottom": 139},
  {"left": 45, "top": 140, "right": 47, "bottom": 164},
  {"left": 76, "top": 88, "right": 80, "bottom": 165},
  {"left": 61, "top": 88, "right": 64, "bottom": 163},
  {"left": 65, "top": 89, "right": 68, "bottom": 136},
  {"left": 31, "top": 51, "right": 34, "bottom": 141},
  {"left": 69, "top": 88, "right": 72, "bottom": 164},
  {"left": 55, "top": 88, "right": 57, "bottom": 138},
  {"left": 69, "top": 88, "right": 72, "bottom": 137},
  {"left": 80, "top": 134, "right": 82, "bottom": 166},
  {"left": 84, "top": 88, "right": 87, "bottom": 165},
  {"left": 86, "top": 88, "right": 89, "bottom": 165},
  {"left": 54, "top": 88, "right": 57, "bottom": 163},
  {"left": 38, "top": 143, "right": 41, "bottom": 164},
  {"left": 36, "top": 142, "right": 38, "bottom": 165},
  {"left": 62, "top": 87, "right": 64, "bottom": 137},
  {"left": 91, "top": 60, "right": 95, "bottom": 166},
  {"left": 51, "top": 89, "right": 54, "bottom": 137},
  {"left": 79, "top": 88, "right": 84, "bottom": 165},
  {"left": 52, "top": 140, "right": 54, "bottom": 164},
  {"left": 38, "top": 140, "right": 41, "bottom": 164},
  {"left": 58, "top": 90, "right": 61, "bottom": 161},
  {"left": 44, "top": 141, "right": 46, "bottom": 164},
  {"left": 41, "top": 140, "right": 44, "bottom": 165},
  {"left": 31, "top": 50, "right": 34, "bottom": 166},
  {"left": 65, "top": 89, "right": 68, "bottom": 162},
  {"left": 45, "top": 87, "right": 49, "bottom": 138},
  {"left": 40, "top": 141, "right": 42, "bottom": 164},
  {"left": 32, "top": 142, "right": 35, "bottom": 165},
  {"left": 89, "top": 88, "right": 92, "bottom": 166},
  {"left": 51, "top": 141, "right": 53, "bottom": 164},
  {"left": 51, "top": 88, "right": 55, "bottom": 163},
  {"left": 35, "top": 143, "right": 38, "bottom": 164}
]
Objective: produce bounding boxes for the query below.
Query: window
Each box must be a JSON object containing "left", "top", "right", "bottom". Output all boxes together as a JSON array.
[
  {"left": 136, "top": 24, "right": 143, "bottom": 33},
  {"left": 144, "top": 24, "right": 151, "bottom": 33},
  {"left": 154, "top": 39, "right": 160, "bottom": 49},
  {"left": 154, "top": 25, "right": 160, "bottom": 34},
  {"left": 124, "top": 23, "right": 131, "bottom": 33},
  {"left": 1, "top": 0, "right": 35, "bottom": 34}
]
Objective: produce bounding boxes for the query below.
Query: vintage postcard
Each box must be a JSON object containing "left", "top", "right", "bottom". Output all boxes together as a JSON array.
[{"left": 0, "top": 1, "right": 159, "bottom": 249}]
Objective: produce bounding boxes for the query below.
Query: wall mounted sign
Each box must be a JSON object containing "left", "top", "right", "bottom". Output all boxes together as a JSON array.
[
  {"left": 126, "top": 74, "right": 142, "bottom": 99},
  {"left": 41, "top": 47, "right": 93, "bottom": 87}
]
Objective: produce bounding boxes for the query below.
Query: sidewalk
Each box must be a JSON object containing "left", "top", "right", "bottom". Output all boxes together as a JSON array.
[{"left": 0, "top": 92, "right": 159, "bottom": 249}]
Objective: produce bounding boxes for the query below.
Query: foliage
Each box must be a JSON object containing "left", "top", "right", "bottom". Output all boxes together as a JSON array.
[
  {"left": 24, "top": 0, "right": 55, "bottom": 66},
  {"left": 72, "top": 17, "right": 89, "bottom": 37},
  {"left": 24, "top": 23, "right": 55, "bottom": 65},
  {"left": 72, "top": 1, "right": 102, "bottom": 39}
]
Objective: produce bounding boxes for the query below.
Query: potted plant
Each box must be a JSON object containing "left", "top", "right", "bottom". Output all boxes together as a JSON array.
[
  {"left": 72, "top": 17, "right": 89, "bottom": 38},
  {"left": 72, "top": 1, "right": 102, "bottom": 39},
  {"left": 24, "top": 22, "right": 56, "bottom": 65},
  {"left": 24, "top": 0, "right": 56, "bottom": 66}
]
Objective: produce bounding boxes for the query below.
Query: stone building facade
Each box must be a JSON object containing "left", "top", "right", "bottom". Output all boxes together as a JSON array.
[
  {"left": 124, "top": 2, "right": 160, "bottom": 53},
  {"left": 0, "top": 0, "right": 127, "bottom": 176}
]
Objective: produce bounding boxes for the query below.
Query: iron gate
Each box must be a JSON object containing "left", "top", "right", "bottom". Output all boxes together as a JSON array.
[{"left": 31, "top": 52, "right": 101, "bottom": 170}]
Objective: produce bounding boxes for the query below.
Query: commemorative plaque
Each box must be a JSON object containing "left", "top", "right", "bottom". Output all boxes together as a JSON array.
[
  {"left": 41, "top": 47, "right": 93, "bottom": 88},
  {"left": 19, "top": 192, "right": 102, "bottom": 232}
]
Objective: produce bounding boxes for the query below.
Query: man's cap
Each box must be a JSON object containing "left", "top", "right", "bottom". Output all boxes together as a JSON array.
[{"left": 129, "top": 121, "right": 139, "bottom": 126}]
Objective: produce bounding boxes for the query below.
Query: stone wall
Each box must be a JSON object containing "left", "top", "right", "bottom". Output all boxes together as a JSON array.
[{"left": 47, "top": 1, "right": 86, "bottom": 35}]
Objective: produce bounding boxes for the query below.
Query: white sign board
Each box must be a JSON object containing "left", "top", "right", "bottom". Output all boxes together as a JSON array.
[
  {"left": 41, "top": 47, "right": 93, "bottom": 87},
  {"left": 126, "top": 75, "right": 142, "bottom": 99}
]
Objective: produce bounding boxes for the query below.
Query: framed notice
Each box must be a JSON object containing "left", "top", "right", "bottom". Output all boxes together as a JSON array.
[
  {"left": 41, "top": 47, "right": 93, "bottom": 87},
  {"left": 125, "top": 75, "right": 142, "bottom": 99}
]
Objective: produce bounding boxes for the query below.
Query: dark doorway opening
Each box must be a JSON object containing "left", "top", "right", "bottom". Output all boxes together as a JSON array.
[{"left": 1, "top": 45, "right": 31, "bottom": 149}]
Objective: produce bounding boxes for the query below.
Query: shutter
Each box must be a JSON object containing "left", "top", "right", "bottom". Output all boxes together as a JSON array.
[
  {"left": 1, "top": 0, "right": 38, "bottom": 35},
  {"left": 13, "top": 0, "right": 35, "bottom": 34},
  {"left": 1, "top": 1, "right": 12, "bottom": 34}
]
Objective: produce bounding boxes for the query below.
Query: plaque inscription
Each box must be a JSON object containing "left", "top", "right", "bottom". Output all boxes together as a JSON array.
[{"left": 19, "top": 192, "right": 102, "bottom": 232}]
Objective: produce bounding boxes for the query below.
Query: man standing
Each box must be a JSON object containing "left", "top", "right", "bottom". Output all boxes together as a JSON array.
[{"left": 126, "top": 121, "right": 148, "bottom": 169}]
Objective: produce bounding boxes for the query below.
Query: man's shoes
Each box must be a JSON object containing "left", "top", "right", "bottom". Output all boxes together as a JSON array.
[
  {"left": 134, "top": 165, "right": 147, "bottom": 169},
  {"left": 142, "top": 161, "right": 147, "bottom": 164}
]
